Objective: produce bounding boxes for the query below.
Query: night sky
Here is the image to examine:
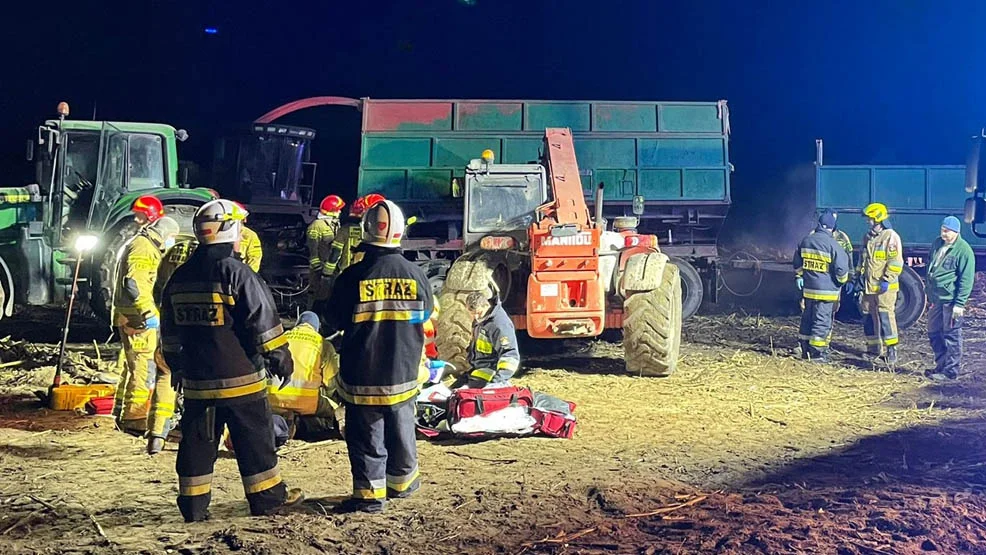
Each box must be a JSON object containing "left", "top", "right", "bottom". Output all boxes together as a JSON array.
[{"left": 4, "top": 0, "right": 985, "bottom": 245}]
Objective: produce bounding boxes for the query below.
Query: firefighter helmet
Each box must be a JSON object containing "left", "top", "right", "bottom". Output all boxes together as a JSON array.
[
  {"left": 193, "top": 199, "right": 246, "bottom": 245},
  {"left": 147, "top": 216, "right": 180, "bottom": 244},
  {"left": 319, "top": 195, "right": 346, "bottom": 217},
  {"left": 361, "top": 200, "right": 405, "bottom": 248},
  {"left": 863, "top": 202, "right": 889, "bottom": 223},
  {"left": 351, "top": 193, "right": 386, "bottom": 218},
  {"left": 132, "top": 195, "right": 165, "bottom": 223}
]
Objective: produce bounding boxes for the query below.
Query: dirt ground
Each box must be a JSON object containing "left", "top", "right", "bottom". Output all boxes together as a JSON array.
[{"left": 0, "top": 278, "right": 985, "bottom": 554}]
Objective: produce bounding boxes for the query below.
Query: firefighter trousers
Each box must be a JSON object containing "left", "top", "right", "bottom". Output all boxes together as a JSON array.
[
  {"left": 345, "top": 400, "right": 419, "bottom": 509},
  {"left": 799, "top": 299, "right": 834, "bottom": 360},
  {"left": 928, "top": 303, "right": 964, "bottom": 377},
  {"left": 148, "top": 348, "right": 177, "bottom": 439},
  {"left": 861, "top": 292, "right": 898, "bottom": 354},
  {"left": 176, "top": 396, "right": 287, "bottom": 522},
  {"left": 113, "top": 327, "right": 157, "bottom": 430}
]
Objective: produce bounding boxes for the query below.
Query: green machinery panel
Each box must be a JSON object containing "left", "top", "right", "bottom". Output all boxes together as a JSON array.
[
  {"left": 816, "top": 164, "right": 984, "bottom": 250},
  {"left": 359, "top": 99, "right": 731, "bottom": 204}
]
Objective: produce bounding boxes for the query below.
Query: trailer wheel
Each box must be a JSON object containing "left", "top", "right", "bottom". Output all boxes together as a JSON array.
[
  {"left": 623, "top": 255, "right": 682, "bottom": 377},
  {"left": 894, "top": 265, "right": 926, "bottom": 330},
  {"left": 670, "top": 257, "right": 702, "bottom": 320},
  {"left": 435, "top": 258, "right": 496, "bottom": 374}
]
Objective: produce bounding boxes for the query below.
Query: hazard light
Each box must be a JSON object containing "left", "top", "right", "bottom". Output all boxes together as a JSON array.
[
  {"left": 480, "top": 236, "right": 515, "bottom": 250},
  {"left": 624, "top": 234, "right": 657, "bottom": 248}
]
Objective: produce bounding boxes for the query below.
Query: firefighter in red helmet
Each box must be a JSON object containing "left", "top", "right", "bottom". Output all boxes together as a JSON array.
[
  {"left": 307, "top": 195, "right": 346, "bottom": 307},
  {"left": 132, "top": 195, "right": 165, "bottom": 227}
]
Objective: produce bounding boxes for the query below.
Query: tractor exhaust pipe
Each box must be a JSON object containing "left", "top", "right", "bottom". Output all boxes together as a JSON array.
[{"left": 594, "top": 182, "right": 604, "bottom": 229}]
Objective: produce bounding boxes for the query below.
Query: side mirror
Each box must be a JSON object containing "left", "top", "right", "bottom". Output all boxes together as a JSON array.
[
  {"left": 26, "top": 140, "right": 34, "bottom": 162},
  {"left": 176, "top": 129, "right": 189, "bottom": 142},
  {"left": 451, "top": 178, "right": 463, "bottom": 199},
  {"left": 632, "top": 195, "right": 645, "bottom": 216}
]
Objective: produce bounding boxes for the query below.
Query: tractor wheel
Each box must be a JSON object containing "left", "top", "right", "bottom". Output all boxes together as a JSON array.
[
  {"left": 894, "top": 265, "right": 926, "bottom": 330},
  {"left": 623, "top": 257, "right": 682, "bottom": 377},
  {"left": 669, "top": 256, "right": 703, "bottom": 320},
  {"left": 90, "top": 222, "right": 140, "bottom": 326},
  {"left": 435, "top": 258, "right": 496, "bottom": 374}
]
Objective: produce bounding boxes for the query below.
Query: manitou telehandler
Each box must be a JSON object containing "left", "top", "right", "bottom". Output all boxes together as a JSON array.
[{"left": 436, "top": 128, "right": 682, "bottom": 376}]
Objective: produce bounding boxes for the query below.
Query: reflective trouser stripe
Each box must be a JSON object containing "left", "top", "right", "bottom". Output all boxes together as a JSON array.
[
  {"left": 179, "top": 473, "right": 213, "bottom": 497},
  {"left": 242, "top": 467, "right": 283, "bottom": 495},
  {"left": 386, "top": 467, "right": 420, "bottom": 493}
]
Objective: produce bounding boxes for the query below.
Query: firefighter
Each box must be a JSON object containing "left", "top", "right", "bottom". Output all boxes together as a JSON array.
[
  {"left": 113, "top": 216, "right": 181, "bottom": 435},
  {"left": 793, "top": 210, "right": 850, "bottom": 362},
  {"left": 457, "top": 287, "right": 521, "bottom": 387},
  {"left": 307, "top": 195, "right": 346, "bottom": 306},
  {"left": 131, "top": 195, "right": 165, "bottom": 227},
  {"left": 924, "top": 216, "right": 976, "bottom": 381},
  {"left": 160, "top": 199, "right": 302, "bottom": 521},
  {"left": 323, "top": 193, "right": 386, "bottom": 280},
  {"left": 859, "top": 202, "right": 905, "bottom": 364},
  {"left": 832, "top": 223, "right": 854, "bottom": 315},
  {"left": 323, "top": 200, "right": 433, "bottom": 513},
  {"left": 267, "top": 311, "right": 345, "bottom": 436},
  {"left": 232, "top": 202, "right": 263, "bottom": 272}
]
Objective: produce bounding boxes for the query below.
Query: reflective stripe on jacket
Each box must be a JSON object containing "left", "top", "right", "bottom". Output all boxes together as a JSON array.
[{"left": 860, "top": 226, "right": 904, "bottom": 294}]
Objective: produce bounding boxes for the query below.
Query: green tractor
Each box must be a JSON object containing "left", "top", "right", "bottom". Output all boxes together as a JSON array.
[{"left": 0, "top": 103, "right": 215, "bottom": 325}]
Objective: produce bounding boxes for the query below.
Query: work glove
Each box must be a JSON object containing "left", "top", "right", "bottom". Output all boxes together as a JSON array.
[
  {"left": 951, "top": 305, "right": 965, "bottom": 327},
  {"left": 426, "top": 360, "right": 446, "bottom": 384},
  {"left": 171, "top": 370, "right": 184, "bottom": 394},
  {"left": 842, "top": 280, "right": 854, "bottom": 296},
  {"left": 143, "top": 315, "right": 160, "bottom": 330},
  {"left": 795, "top": 277, "right": 804, "bottom": 291},
  {"left": 265, "top": 351, "right": 293, "bottom": 391},
  {"left": 877, "top": 280, "right": 890, "bottom": 294}
]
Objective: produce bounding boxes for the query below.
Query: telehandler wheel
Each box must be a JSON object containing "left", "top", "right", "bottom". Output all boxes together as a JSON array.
[
  {"left": 623, "top": 260, "right": 682, "bottom": 377},
  {"left": 434, "top": 258, "right": 497, "bottom": 374}
]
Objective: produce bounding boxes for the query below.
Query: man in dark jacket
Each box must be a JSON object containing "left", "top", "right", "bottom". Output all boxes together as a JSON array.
[
  {"left": 925, "top": 216, "right": 976, "bottom": 381},
  {"left": 161, "top": 199, "right": 302, "bottom": 522},
  {"left": 323, "top": 199, "right": 434, "bottom": 513},
  {"left": 458, "top": 288, "right": 520, "bottom": 388},
  {"left": 793, "top": 210, "right": 851, "bottom": 362}
]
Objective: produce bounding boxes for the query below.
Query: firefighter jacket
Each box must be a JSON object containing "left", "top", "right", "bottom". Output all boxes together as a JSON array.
[
  {"left": 833, "top": 229, "right": 854, "bottom": 273},
  {"left": 793, "top": 226, "right": 851, "bottom": 301},
  {"left": 325, "top": 245, "right": 434, "bottom": 406},
  {"left": 160, "top": 244, "right": 292, "bottom": 404},
  {"left": 267, "top": 322, "right": 339, "bottom": 416},
  {"left": 467, "top": 299, "right": 521, "bottom": 383},
  {"left": 154, "top": 238, "right": 197, "bottom": 304},
  {"left": 859, "top": 225, "right": 904, "bottom": 294},
  {"left": 324, "top": 219, "right": 364, "bottom": 277},
  {"left": 238, "top": 225, "right": 263, "bottom": 273},
  {"left": 926, "top": 236, "right": 976, "bottom": 307},
  {"left": 306, "top": 217, "right": 339, "bottom": 275},
  {"left": 114, "top": 231, "right": 165, "bottom": 327}
]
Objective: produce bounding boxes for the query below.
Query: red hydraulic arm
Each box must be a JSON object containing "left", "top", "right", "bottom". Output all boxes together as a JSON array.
[{"left": 538, "top": 128, "right": 592, "bottom": 228}]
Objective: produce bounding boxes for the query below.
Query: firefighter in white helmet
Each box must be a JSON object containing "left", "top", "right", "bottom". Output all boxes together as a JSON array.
[
  {"left": 322, "top": 199, "right": 435, "bottom": 513},
  {"left": 160, "top": 199, "right": 302, "bottom": 521}
]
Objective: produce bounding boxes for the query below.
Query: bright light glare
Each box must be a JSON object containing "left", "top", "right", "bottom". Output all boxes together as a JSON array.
[
  {"left": 204, "top": 27, "right": 218, "bottom": 35},
  {"left": 74, "top": 234, "right": 99, "bottom": 253}
]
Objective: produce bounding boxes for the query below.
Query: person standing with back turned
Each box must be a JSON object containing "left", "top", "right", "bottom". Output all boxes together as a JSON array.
[{"left": 323, "top": 199, "right": 434, "bottom": 513}]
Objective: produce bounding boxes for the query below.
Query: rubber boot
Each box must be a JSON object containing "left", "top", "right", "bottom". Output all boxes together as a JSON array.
[
  {"left": 885, "top": 346, "right": 898, "bottom": 366},
  {"left": 147, "top": 436, "right": 165, "bottom": 456}
]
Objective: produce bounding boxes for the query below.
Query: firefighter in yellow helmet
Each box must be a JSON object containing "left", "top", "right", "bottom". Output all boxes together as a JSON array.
[
  {"left": 307, "top": 195, "right": 345, "bottom": 307},
  {"left": 322, "top": 200, "right": 434, "bottom": 513},
  {"left": 161, "top": 199, "right": 302, "bottom": 521},
  {"left": 113, "top": 216, "right": 181, "bottom": 435},
  {"left": 232, "top": 202, "right": 263, "bottom": 272},
  {"left": 858, "top": 202, "right": 905, "bottom": 364}
]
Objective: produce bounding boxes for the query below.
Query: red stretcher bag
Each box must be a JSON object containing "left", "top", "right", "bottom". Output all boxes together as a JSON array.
[
  {"left": 448, "top": 386, "right": 534, "bottom": 422},
  {"left": 531, "top": 408, "right": 577, "bottom": 439}
]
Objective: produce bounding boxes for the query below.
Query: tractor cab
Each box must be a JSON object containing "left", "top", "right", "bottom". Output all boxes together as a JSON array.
[{"left": 461, "top": 149, "right": 548, "bottom": 250}]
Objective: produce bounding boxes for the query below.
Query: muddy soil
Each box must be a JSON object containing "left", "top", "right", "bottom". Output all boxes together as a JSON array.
[{"left": 0, "top": 282, "right": 984, "bottom": 554}]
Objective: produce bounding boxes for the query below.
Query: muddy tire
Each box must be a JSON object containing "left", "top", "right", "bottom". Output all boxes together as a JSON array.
[
  {"left": 435, "top": 258, "right": 496, "bottom": 374},
  {"left": 670, "top": 257, "right": 702, "bottom": 320},
  {"left": 894, "top": 265, "right": 926, "bottom": 330},
  {"left": 623, "top": 256, "right": 682, "bottom": 377},
  {"left": 89, "top": 223, "right": 139, "bottom": 326}
]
